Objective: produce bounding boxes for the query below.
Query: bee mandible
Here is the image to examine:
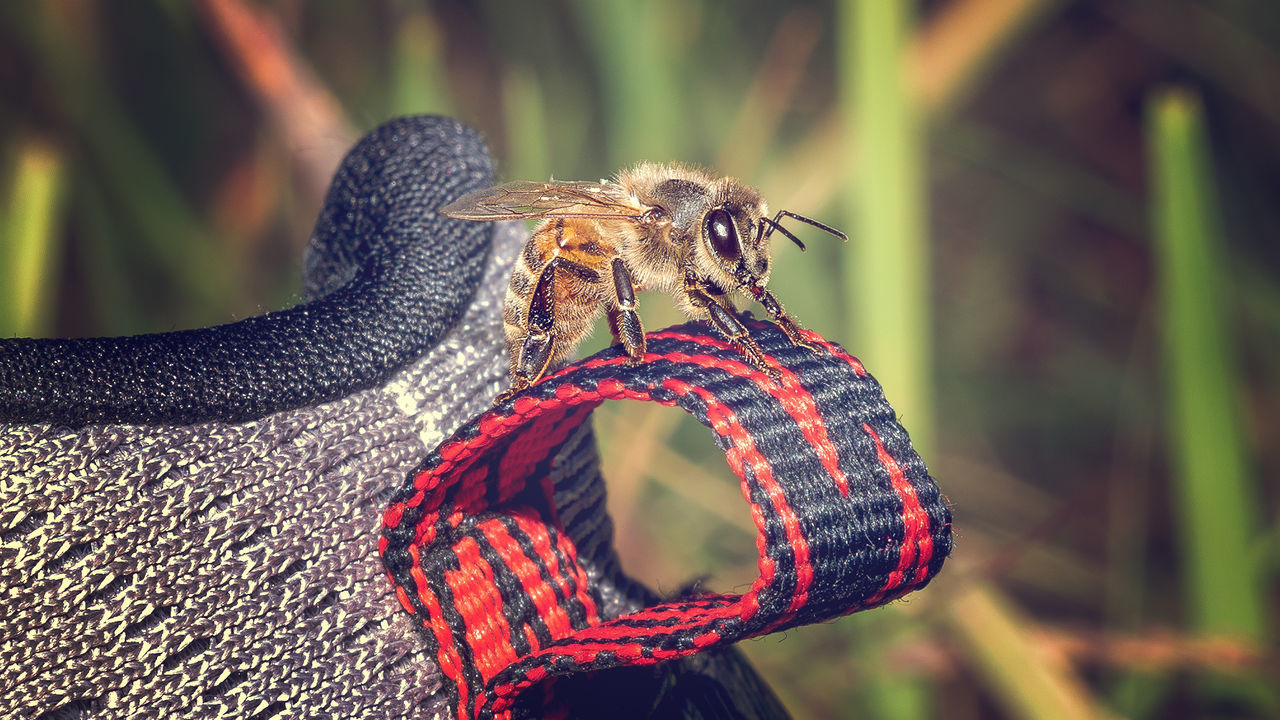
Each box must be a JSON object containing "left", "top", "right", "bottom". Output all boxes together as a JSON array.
[{"left": 440, "top": 163, "right": 847, "bottom": 403}]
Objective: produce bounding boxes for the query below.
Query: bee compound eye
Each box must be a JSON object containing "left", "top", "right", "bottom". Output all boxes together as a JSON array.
[{"left": 704, "top": 208, "right": 740, "bottom": 260}]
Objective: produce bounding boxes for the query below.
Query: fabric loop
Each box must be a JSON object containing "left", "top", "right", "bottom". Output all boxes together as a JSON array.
[{"left": 380, "top": 320, "right": 952, "bottom": 720}]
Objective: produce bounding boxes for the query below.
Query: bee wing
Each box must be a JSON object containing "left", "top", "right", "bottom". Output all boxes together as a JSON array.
[{"left": 440, "top": 181, "right": 647, "bottom": 221}]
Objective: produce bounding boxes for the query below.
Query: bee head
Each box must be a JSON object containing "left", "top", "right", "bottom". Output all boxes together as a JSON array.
[{"left": 694, "top": 181, "right": 771, "bottom": 292}]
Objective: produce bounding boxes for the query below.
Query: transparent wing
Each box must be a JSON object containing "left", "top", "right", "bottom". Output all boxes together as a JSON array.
[{"left": 440, "top": 181, "right": 647, "bottom": 220}]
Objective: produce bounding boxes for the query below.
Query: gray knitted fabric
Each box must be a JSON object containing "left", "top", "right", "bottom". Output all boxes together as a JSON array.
[
  {"left": 0, "top": 224, "right": 533, "bottom": 720},
  {"left": 0, "top": 115, "right": 792, "bottom": 720}
]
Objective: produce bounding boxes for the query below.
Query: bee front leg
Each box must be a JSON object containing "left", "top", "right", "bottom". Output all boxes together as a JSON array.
[
  {"left": 744, "top": 282, "right": 823, "bottom": 354},
  {"left": 611, "top": 258, "right": 646, "bottom": 363},
  {"left": 683, "top": 271, "right": 777, "bottom": 379}
]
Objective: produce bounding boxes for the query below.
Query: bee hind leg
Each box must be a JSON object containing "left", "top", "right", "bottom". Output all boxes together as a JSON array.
[
  {"left": 495, "top": 331, "right": 554, "bottom": 405},
  {"left": 610, "top": 258, "right": 646, "bottom": 363},
  {"left": 497, "top": 261, "right": 561, "bottom": 405}
]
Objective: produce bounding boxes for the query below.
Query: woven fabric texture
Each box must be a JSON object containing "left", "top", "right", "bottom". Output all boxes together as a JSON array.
[
  {"left": 0, "top": 116, "right": 520, "bottom": 719},
  {"left": 0, "top": 221, "right": 529, "bottom": 719}
]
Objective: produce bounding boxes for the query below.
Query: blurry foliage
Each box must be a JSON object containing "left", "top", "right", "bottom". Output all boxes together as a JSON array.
[{"left": 2, "top": 0, "right": 1279, "bottom": 718}]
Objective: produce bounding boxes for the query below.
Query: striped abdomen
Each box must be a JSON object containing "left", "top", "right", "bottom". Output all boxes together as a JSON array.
[{"left": 503, "top": 218, "right": 620, "bottom": 376}]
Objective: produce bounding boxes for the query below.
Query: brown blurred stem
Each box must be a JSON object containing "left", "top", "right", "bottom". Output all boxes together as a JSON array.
[
  {"left": 197, "top": 0, "right": 356, "bottom": 211},
  {"left": 715, "top": 7, "right": 822, "bottom": 179}
]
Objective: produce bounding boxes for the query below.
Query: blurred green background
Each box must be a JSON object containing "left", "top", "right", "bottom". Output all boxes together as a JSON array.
[{"left": 2, "top": 1, "right": 1278, "bottom": 718}]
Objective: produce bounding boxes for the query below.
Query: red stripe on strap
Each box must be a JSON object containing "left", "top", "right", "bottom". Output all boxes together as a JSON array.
[
  {"left": 496, "top": 408, "right": 574, "bottom": 504},
  {"left": 444, "top": 537, "right": 518, "bottom": 681},
  {"left": 862, "top": 424, "right": 933, "bottom": 604},
  {"left": 781, "top": 325, "right": 867, "bottom": 376},
  {"left": 509, "top": 513, "right": 600, "bottom": 630},
  {"left": 412, "top": 577, "right": 470, "bottom": 716},
  {"left": 650, "top": 330, "right": 851, "bottom": 496},
  {"left": 476, "top": 520, "right": 564, "bottom": 649},
  {"left": 660, "top": 378, "right": 814, "bottom": 621}
]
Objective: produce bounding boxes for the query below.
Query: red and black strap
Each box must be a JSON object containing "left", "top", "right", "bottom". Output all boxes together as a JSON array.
[{"left": 380, "top": 320, "right": 952, "bottom": 720}]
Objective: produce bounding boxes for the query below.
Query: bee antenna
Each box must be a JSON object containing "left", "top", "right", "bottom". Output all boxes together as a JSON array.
[
  {"left": 759, "top": 216, "right": 806, "bottom": 252},
  {"left": 775, "top": 209, "right": 849, "bottom": 243}
]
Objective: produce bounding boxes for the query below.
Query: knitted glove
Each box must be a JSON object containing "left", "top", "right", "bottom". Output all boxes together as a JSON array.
[{"left": 0, "top": 115, "right": 951, "bottom": 720}]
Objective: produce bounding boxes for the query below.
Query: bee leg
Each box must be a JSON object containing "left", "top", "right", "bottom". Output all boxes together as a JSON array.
[
  {"left": 498, "top": 261, "right": 560, "bottom": 404},
  {"left": 684, "top": 273, "right": 778, "bottom": 379},
  {"left": 611, "top": 258, "right": 646, "bottom": 363},
  {"left": 498, "top": 329, "right": 554, "bottom": 401},
  {"left": 508, "top": 330, "right": 555, "bottom": 392},
  {"left": 745, "top": 283, "right": 823, "bottom": 353}
]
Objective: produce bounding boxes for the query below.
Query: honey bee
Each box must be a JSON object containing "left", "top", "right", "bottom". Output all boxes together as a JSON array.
[{"left": 440, "top": 163, "right": 846, "bottom": 403}]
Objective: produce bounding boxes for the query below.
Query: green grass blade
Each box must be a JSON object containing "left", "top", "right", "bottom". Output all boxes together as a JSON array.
[
  {"left": 945, "top": 581, "right": 1116, "bottom": 720},
  {"left": 3, "top": 4, "right": 237, "bottom": 324},
  {"left": 840, "top": 2, "right": 1125, "bottom": 718},
  {"left": 840, "top": 0, "right": 934, "bottom": 455},
  {"left": 838, "top": 2, "right": 932, "bottom": 717},
  {"left": 1, "top": 141, "right": 64, "bottom": 337},
  {"left": 501, "top": 67, "right": 551, "bottom": 184},
  {"left": 388, "top": 6, "right": 455, "bottom": 120},
  {"left": 568, "top": 0, "right": 682, "bottom": 168},
  {"left": 1147, "top": 87, "right": 1274, "bottom": 710}
]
